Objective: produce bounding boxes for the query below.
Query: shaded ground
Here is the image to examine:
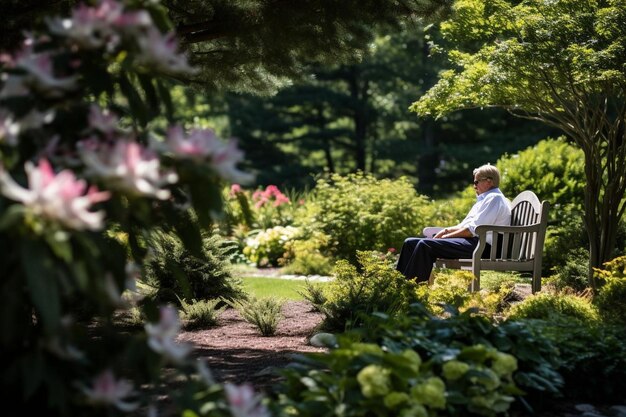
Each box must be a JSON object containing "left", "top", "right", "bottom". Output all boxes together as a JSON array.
[{"left": 177, "top": 300, "right": 326, "bottom": 393}]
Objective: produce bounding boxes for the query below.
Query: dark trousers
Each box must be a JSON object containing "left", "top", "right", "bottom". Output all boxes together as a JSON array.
[{"left": 395, "top": 237, "right": 480, "bottom": 282}]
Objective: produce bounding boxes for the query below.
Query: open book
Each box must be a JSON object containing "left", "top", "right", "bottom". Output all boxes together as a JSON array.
[{"left": 422, "top": 226, "right": 444, "bottom": 238}]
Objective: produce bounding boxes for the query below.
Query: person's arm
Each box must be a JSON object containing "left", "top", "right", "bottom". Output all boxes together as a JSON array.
[{"left": 434, "top": 226, "right": 473, "bottom": 239}]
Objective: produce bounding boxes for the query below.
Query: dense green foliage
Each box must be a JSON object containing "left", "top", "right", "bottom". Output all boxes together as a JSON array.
[
  {"left": 523, "top": 320, "right": 626, "bottom": 402},
  {"left": 277, "top": 337, "right": 521, "bottom": 417},
  {"left": 506, "top": 293, "right": 599, "bottom": 324},
  {"left": 318, "top": 251, "right": 419, "bottom": 331},
  {"left": 495, "top": 138, "right": 588, "bottom": 274},
  {"left": 593, "top": 256, "right": 626, "bottom": 325},
  {"left": 301, "top": 172, "right": 434, "bottom": 264},
  {"left": 144, "top": 230, "right": 245, "bottom": 304}
]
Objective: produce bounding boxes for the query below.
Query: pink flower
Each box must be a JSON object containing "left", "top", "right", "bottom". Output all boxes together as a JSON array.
[
  {"left": 230, "top": 184, "right": 243, "bottom": 197},
  {"left": 87, "top": 104, "right": 119, "bottom": 137},
  {"left": 159, "top": 125, "right": 254, "bottom": 184},
  {"left": 79, "top": 139, "right": 177, "bottom": 199},
  {"left": 0, "top": 159, "right": 110, "bottom": 230},
  {"left": 79, "top": 369, "right": 138, "bottom": 411},
  {"left": 387, "top": 248, "right": 396, "bottom": 253},
  {"left": 251, "top": 185, "right": 290, "bottom": 208},
  {"left": 144, "top": 305, "right": 191, "bottom": 363},
  {"left": 224, "top": 383, "right": 271, "bottom": 417}
]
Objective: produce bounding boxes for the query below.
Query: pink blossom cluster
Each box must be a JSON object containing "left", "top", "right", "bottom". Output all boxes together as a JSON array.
[
  {"left": 144, "top": 306, "right": 191, "bottom": 364},
  {"left": 252, "top": 185, "right": 290, "bottom": 209},
  {"left": 224, "top": 383, "right": 271, "bottom": 417},
  {"left": 46, "top": 0, "right": 195, "bottom": 75},
  {"left": 158, "top": 125, "right": 254, "bottom": 184},
  {"left": 79, "top": 369, "right": 138, "bottom": 411},
  {"left": 0, "top": 159, "right": 110, "bottom": 230},
  {"left": 78, "top": 137, "right": 178, "bottom": 200}
]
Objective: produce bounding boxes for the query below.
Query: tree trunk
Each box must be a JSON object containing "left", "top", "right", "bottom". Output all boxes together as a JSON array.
[
  {"left": 576, "top": 107, "right": 626, "bottom": 291},
  {"left": 347, "top": 66, "right": 368, "bottom": 172}
]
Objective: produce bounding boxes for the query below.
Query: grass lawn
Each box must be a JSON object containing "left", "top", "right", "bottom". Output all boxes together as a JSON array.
[{"left": 241, "top": 276, "right": 327, "bottom": 300}]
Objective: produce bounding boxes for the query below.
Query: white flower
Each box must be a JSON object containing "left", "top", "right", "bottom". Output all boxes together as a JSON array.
[
  {"left": 13, "top": 48, "right": 78, "bottom": 97},
  {"left": 145, "top": 305, "right": 191, "bottom": 363},
  {"left": 224, "top": 383, "right": 271, "bottom": 417},
  {"left": 47, "top": 0, "right": 151, "bottom": 51},
  {"left": 0, "top": 159, "right": 110, "bottom": 230},
  {"left": 79, "top": 369, "right": 138, "bottom": 411},
  {"left": 0, "top": 110, "right": 20, "bottom": 146},
  {"left": 79, "top": 139, "right": 177, "bottom": 199},
  {"left": 87, "top": 104, "right": 120, "bottom": 137},
  {"left": 135, "top": 28, "right": 197, "bottom": 75}
]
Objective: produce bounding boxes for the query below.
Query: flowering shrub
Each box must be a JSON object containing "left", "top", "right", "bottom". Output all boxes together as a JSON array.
[
  {"left": 225, "top": 183, "right": 296, "bottom": 231},
  {"left": 0, "top": 0, "right": 263, "bottom": 415},
  {"left": 242, "top": 225, "right": 299, "bottom": 267}
]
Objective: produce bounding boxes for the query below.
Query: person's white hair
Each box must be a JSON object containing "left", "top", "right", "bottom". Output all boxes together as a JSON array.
[{"left": 473, "top": 164, "right": 500, "bottom": 187}]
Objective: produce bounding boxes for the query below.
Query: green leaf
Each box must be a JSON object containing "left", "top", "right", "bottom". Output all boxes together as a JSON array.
[
  {"left": 162, "top": 204, "right": 204, "bottom": 259},
  {"left": 166, "top": 257, "right": 192, "bottom": 301},
  {"left": 44, "top": 231, "right": 73, "bottom": 264},
  {"left": 138, "top": 73, "right": 160, "bottom": 119},
  {"left": 119, "top": 71, "right": 148, "bottom": 127},
  {"left": 0, "top": 203, "right": 24, "bottom": 231},
  {"left": 20, "top": 239, "right": 61, "bottom": 335},
  {"left": 156, "top": 80, "right": 174, "bottom": 122}
]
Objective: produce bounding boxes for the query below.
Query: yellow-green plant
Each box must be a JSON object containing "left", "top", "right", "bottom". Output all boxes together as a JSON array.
[
  {"left": 319, "top": 250, "right": 419, "bottom": 330},
  {"left": 593, "top": 256, "right": 626, "bottom": 325},
  {"left": 227, "top": 296, "right": 284, "bottom": 336},
  {"left": 278, "top": 337, "right": 522, "bottom": 417},
  {"left": 506, "top": 293, "right": 599, "bottom": 324},
  {"left": 180, "top": 299, "right": 226, "bottom": 330}
]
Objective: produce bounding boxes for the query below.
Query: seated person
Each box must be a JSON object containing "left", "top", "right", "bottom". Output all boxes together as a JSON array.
[{"left": 396, "top": 164, "right": 511, "bottom": 282}]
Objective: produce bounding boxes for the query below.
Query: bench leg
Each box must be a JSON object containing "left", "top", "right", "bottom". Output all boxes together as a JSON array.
[
  {"left": 532, "top": 268, "right": 541, "bottom": 293},
  {"left": 470, "top": 268, "right": 480, "bottom": 292}
]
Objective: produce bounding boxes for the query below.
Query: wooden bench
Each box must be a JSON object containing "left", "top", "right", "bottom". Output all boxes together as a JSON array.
[{"left": 426, "top": 190, "right": 550, "bottom": 293}]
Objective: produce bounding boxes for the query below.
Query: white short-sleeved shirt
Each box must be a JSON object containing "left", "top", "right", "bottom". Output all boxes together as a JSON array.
[{"left": 456, "top": 188, "right": 511, "bottom": 245}]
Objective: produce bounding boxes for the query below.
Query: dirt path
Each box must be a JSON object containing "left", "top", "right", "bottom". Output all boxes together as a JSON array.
[{"left": 177, "top": 300, "right": 326, "bottom": 393}]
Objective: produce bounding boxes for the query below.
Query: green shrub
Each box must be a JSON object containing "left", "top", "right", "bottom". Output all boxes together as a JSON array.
[
  {"left": 506, "top": 293, "right": 599, "bottom": 324},
  {"left": 414, "top": 271, "right": 514, "bottom": 318},
  {"left": 144, "top": 229, "right": 246, "bottom": 305},
  {"left": 545, "top": 247, "right": 589, "bottom": 292},
  {"left": 593, "top": 256, "right": 626, "bottom": 325},
  {"left": 227, "top": 296, "right": 284, "bottom": 336},
  {"left": 180, "top": 299, "right": 226, "bottom": 330},
  {"left": 319, "top": 251, "right": 419, "bottom": 331},
  {"left": 278, "top": 337, "right": 521, "bottom": 417},
  {"left": 416, "top": 271, "right": 474, "bottom": 314},
  {"left": 354, "top": 305, "right": 564, "bottom": 410},
  {"left": 300, "top": 172, "right": 435, "bottom": 264},
  {"left": 297, "top": 279, "right": 327, "bottom": 312},
  {"left": 523, "top": 320, "right": 626, "bottom": 402}
]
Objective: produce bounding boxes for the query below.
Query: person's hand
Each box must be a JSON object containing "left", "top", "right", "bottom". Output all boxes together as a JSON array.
[{"left": 434, "top": 228, "right": 449, "bottom": 239}]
